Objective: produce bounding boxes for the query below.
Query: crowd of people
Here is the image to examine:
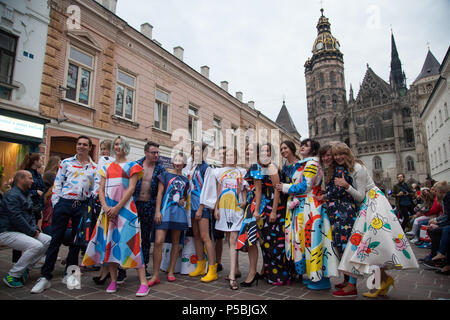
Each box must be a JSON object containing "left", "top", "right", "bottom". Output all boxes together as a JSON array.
[{"left": 0, "top": 135, "right": 448, "bottom": 299}]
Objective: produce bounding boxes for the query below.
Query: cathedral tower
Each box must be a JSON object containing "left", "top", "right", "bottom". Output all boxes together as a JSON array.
[{"left": 305, "top": 9, "right": 348, "bottom": 145}]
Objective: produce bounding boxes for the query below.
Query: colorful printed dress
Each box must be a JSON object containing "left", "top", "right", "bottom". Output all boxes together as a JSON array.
[
  {"left": 214, "top": 167, "right": 247, "bottom": 232},
  {"left": 185, "top": 161, "right": 217, "bottom": 221},
  {"left": 338, "top": 163, "right": 419, "bottom": 276},
  {"left": 156, "top": 172, "right": 189, "bottom": 231},
  {"left": 325, "top": 165, "right": 358, "bottom": 256},
  {"left": 82, "top": 161, "right": 144, "bottom": 269},
  {"left": 239, "top": 163, "right": 293, "bottom": 285},
  {"left": 282, "top": 157, "right": 339, "bottom": 283}
]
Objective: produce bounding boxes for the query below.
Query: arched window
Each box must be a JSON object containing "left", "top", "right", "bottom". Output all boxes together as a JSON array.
[
  {"left": 315, "top": 120, "right": 319, "bottom": 135},
  {"left": 343, "top": 119, "right": 348, "bottom": 129},
  {"left": 319, "top": 73, "right": 324, "bottom": 88},
  {"left": 333, "top": 118, "right": 337, "bottom": 131},
  {"left": 373, "top": 156, "right": 382, "bottom": 170},
  {"left": 332, "top": 94, "right": 338, "bottom": 109},
  {"left": 320, "top": 95, "right": 326, "bottom": 109},
  {"left": 406, "top": 156, "right": 415, "bottom": 172},
  {"left": 321, "top": 118, "right": 328, "bottom": 134}
]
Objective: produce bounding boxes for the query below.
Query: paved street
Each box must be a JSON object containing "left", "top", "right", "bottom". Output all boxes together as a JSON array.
[{"left": 0, "top": 241, "right": 448, "bottom": 301}]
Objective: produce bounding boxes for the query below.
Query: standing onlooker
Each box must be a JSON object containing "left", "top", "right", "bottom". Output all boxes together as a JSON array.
[
  {"left": 82, "top": 136, "right": 149, "bottom": 297},
  {"left": 0, "top": 171, "right": 51, "bottom": 288},
  {"left": 186, "top": 143, "right": 218, "bottom": 282},
  {"left": 31, "top": 136, "right": 97, "bottom": 294},
  {"left": 331, "top": 143, "right": 418, "bottom": 298},
  {"left": 276, "top": 139, "right": 339, "bottom": 290},
  {"left": 18, "top": 153, "right": 45, "bottom": 217},
  {"left": 148, "top": 152, "right": 189, "bottom": 286},
  {"left": 393, "top": 173, "right": 415, "bottom": 231},
  {"left": 214, "top": 148, "right": 247, "bottom": 290},
  {"left": 41, "top": 156, "right": 61, "bottom": 232},
  {"left": 122, "top": 141, "right": 166, "bottom": 282}
]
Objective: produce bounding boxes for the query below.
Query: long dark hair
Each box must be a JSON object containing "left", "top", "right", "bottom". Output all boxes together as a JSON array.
[
  {"left": 19, "top": 153, "right": 41, "bottom": 170},
  {"left": 281, "top": 140, "right": 300, "bottom": 160}
]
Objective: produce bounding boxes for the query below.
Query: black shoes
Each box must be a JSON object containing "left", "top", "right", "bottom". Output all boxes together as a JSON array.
[
  {"left": 240, "top": 273, "right": 263, "bottom": 287},
  {"left": 117, "top": 268, "right": 127, "bottom": 284},
  {"left": 92, "top": 273, "right": 110, "bottom": 285}
]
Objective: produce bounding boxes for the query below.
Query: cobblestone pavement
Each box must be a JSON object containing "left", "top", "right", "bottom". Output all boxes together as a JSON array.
[{"left": 0, "top": 241, "right": 448, "bottom": 300}]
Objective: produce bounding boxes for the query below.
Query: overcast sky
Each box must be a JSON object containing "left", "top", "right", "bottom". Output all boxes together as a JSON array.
[{"left": 114, "top": 0, "right": 450, "bottom": 139}]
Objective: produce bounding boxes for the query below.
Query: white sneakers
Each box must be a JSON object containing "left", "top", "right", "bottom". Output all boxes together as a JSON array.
[{"left": 30, "top": 277, "right": 51, "bottom": 294}]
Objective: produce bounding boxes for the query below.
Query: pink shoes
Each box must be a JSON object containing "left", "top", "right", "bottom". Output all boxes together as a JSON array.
[
  {"left": 136, "top": 284, "right": 150, "bottom": 297},
  {"left": 106, "top": 281, "right": 117, "bottom": 293},
  {"left": 148, "top": 278, "right": 160, "bottom": 287},
  {"left": 167, "top": 275, "right": 176, "bottom": 282}
]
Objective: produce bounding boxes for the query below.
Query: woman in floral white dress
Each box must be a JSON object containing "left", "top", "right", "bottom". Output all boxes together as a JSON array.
[{"left": 332, "top": 142, "right": 419, "bottom": 298}]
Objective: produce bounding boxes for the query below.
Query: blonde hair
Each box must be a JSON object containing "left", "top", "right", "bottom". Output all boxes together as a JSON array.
[
  {"left": 432, "top": 181, "right": 449, "bottom": 202},
  {"left": 327, "top": 142, "right": 363, "bottom": 183}
]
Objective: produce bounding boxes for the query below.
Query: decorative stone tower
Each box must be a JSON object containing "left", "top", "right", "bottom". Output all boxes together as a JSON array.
[{"left": 305, "top": 9, "right": 348, "bottom": 145}]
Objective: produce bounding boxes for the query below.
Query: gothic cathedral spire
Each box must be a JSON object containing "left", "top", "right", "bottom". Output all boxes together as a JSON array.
[{"left": 390, "top": 32, "right": 407, "bottom": 93}]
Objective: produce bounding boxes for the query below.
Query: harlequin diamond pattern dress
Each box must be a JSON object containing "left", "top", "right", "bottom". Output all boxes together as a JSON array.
[{"left": 82, "top": 161, "right": 144, "bottom": 269}]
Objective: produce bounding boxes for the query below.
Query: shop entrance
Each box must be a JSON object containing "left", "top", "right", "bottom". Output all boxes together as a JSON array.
[
  {"left": 49, "top": 136, "right": 95, "bottom": 160},
  {"left": 0, "top": 141, "right": 30, "bottom": 195}
]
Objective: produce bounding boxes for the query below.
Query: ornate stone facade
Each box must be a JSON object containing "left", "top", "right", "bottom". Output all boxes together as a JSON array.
[{"left": 306, "top": 9, "right": 437, "bottom": 190}]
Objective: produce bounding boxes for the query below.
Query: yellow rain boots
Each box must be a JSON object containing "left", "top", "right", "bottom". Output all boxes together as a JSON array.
[
  {"left": 189, "top": 259, "right": 207, "bottom": 277},
  {"left": 201, "top": 263, "right": 218, "bottom": 282}
]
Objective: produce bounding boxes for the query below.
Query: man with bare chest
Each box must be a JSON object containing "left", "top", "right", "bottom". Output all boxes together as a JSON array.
[{"left": 118, "top": 141, "right": 165, "bottom": 282}]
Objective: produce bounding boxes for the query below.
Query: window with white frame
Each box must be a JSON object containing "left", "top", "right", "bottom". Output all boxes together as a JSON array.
[
  {"left": 188, "top": 105, "right": 199, "bottom": 141},
  {"left": 65, "top": 46, "right": 94, "bottom": 106},
  {"left": 115, "top": 70, "right": 136, "bottom": 120},
  {"left": 0, "top": 29, "right": 17, "bottom": 100},
  {"left": 213, "top": 117, "right": 222, "bottom": 148},
  {"left": 154, "top": 88, "right": 169, "bottom": 131}
]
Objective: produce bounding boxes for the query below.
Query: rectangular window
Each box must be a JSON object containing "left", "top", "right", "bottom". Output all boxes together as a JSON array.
[
  {"left": 0, "top": 30, "right": 18, "bottom": 99},
  {"left": 188, "top": 106, "right": 199, "bottom": 141},
  {"left": 231, "top": 126, "right": 238, "bottom": 149},
  {"left": 65, "top": 46, "right": 94, "bottom": 106},
  {"left": 213, "top": 117, "right": 222, "bottom": 149},
  {"left": 115, "top": 70, "right": 136, "bottom": 120},
  {"left": 154, "top": 88, "right": 169, "bottom": 131}
]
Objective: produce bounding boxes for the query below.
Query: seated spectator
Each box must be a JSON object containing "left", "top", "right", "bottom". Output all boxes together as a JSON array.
[
  {"left": 422, "top": 182, "right": 450, "bottom": 272},
  {"left": 407, "top": 188, "right": 433, "bottom": 240},
  {"left": 409, "top": 186, "right": 443, "bottom": 245},
  {"left": 0, "top": 171, "right": 51, "bottom": 288}
]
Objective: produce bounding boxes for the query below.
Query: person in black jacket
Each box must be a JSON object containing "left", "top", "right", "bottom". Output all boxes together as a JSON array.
[{"left": 0, "top": 170, "right": 51, "bottom": 288}]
